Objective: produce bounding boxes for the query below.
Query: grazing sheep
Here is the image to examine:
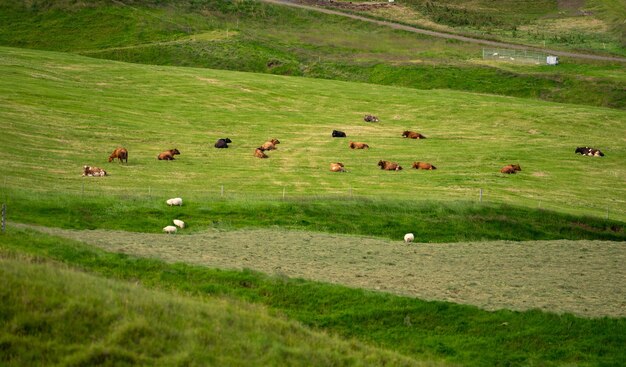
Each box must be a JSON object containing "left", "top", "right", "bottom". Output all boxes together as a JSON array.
[
  {"left": 166, "top": 197, "right": 183, "bottom": 206},
  {"left": 500, "top": 164, "right": 522, "bottom": 174},
  {"left": 163, "top": 225, "right": 177, "bottom": 234},
  {"left": 349, "top": 141, "right": 369, "bottom": 149},
  {"left": 158, "top": 148, "right": 181, "bottom": 160},
  {"left": 404, "top": 233, "right": 414, "bottom": 243},
  {"left": 411, "top": 162, "right": 436, "bottom": 170},
  {"left": 82, "top": 165, "right": 107, "bottom": 177},
  {"left": 330, "top": 162, "right": 346, "bottom": 172},
  {"left": 173, "top": 219, "right": 185, "bottom": 229},
  {"left": 108, "top": 147, "right": 128, "bottom": 163}
]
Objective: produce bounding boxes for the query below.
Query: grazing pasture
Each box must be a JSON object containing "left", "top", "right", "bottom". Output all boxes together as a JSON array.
[{"left": 1, "top": 46, "right": 624, "bottom": 223}]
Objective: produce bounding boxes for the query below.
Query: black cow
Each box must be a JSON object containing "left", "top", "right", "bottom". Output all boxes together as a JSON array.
[
  {"left": 214, "top": 138, "right": 232, "bottom": 148},
  {"left": 332, "top": 130, "right": 346, "bottom": 138},
  {"left": 575, "top": 147, "right": 604, "bottom": 157}
]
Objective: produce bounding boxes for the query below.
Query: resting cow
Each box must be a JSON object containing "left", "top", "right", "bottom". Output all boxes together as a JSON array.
[
  {"left": 349, "top": 141, "right": 369, "bottom": 149},
  {"left": 332, "top": 130, "right": 346, "bottom": 138},
  {"left": 411, "top": 162, "right": 436, "bottom": 170},
  {"left": 108, "top": 147, "right": 128, "bottom": 163},
  {"left": 330, "top": 162, "right": 346, "bottom": 172},
  {"left": 402, "top": 131, "right": 426, "bottom": 139},
  {"left": 254, "top": 147, "right": 268, "bottom": 158},
  {"left": 214, "top": 138, "right": 232, "bottom": 148},
  {"left": 82, "top": 165, "right": 107, "bottom": 177},
  {"left": 378, "top": 160, "right": 402, "bottom": 171},
  {"left": 261, "top": 138, "right": 280, "bottom": 150},
  {"left": 500, "top": 164, "right": 522, "bottom": 174},
  {"left": 364, "top": 114, "right": 379, "bottom": 122},
  {"left": 575, "top": 147, "right": 604, "bottom": 157},
  {"left": 158, "top": 149, "right": 181, "bottom": 160}
]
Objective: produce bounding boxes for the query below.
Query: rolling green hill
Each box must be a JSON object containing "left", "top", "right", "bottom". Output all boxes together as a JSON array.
[
  {"left": 0, "top": 0, "right": 624, "bottom": 108},
  {"left": 1, "top": 46, "right": 625, "bottom": 239}
]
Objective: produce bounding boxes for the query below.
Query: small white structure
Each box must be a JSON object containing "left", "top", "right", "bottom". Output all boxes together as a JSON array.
[
  {"left": 404, "top": 233, "right": 414, "bottom": 243},
  {"left": 546, "top": 55, "right": 559, "bottom": 65},
  {"left": 173, "top": 219, "right": 185, "bottom": 229},
  {"left": 163, "top": 225, "right": 177, "bottom": 234},
  {"left": 166, "top": 197, "right": 183, "bottom": 206}
]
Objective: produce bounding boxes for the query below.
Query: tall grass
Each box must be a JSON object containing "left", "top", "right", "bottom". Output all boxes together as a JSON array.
[
  {"left": 0, "top": 253, "right": 424, "bottom": 366},
  {"left": 2, "top": 229, "right": 625, "bottom": 366}
]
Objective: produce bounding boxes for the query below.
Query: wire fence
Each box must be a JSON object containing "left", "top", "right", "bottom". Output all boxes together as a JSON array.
[
  {"left": 1, "top": 176, "right": 623, "bottom": 222},
  {"left": 482, "top": 48, "right": 549, "bottom": 64}
]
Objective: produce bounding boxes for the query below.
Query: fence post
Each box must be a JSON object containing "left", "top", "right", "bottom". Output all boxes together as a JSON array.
[
  {"left": 221, "top": 185, "right": 224, "bottom": 197},
  {"left": 606, "top": 206, "right": 609, "bottom": 220},
  {"left": 1, "top": 203, "right": 6, "bottom": 233},
  {"left": 479, "top": 188, "right": 483, "bottom": 203},
  {"left": 282, "top": 187, "right": 286, "bottom": 200}
]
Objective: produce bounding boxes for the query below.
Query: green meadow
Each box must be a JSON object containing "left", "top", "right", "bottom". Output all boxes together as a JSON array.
[
  {"left": 1, "top": 0, "right": 625, "bottom": 366},
  {"left": 1, "top": 46, "right": 624, "bottom": 229}
]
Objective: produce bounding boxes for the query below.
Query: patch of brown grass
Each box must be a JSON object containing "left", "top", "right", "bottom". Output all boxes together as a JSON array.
[{"left": 21, "top": 224, "right": 626, "bottom": 318}]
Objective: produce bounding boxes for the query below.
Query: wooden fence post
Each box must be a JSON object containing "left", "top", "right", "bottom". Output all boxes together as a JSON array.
[{"left": 1, "top": 203, "right": 6, "bottom": 233}]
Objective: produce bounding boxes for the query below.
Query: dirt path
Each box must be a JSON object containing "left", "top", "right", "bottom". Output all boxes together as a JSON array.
[
  {"left": 18, "top": 223, "right": 626, "bottom": 318},
  {"left": 262, "top": 0, "right": 626, "bottom": 63}
]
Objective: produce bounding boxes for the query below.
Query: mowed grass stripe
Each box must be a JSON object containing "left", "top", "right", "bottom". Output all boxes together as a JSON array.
[
  {"left": 18, "top": 223, "right": 626, "bottom": 318},
  {"left": 0, "top": 46, "right": 625, "bottom": 220}
]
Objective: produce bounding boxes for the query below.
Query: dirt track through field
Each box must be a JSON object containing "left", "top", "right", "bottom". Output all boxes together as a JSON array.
[
  {"left": 262, "top": 0, "right": 626, "bottom": 63},
  {"left": 20, "top": 224, "right": 626, "bottom": 318}
]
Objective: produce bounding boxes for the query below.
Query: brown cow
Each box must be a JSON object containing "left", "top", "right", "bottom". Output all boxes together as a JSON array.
[
  {"left": 158, "top": 149, "right": 180, "bottom": 160},
  {"left": 108, "top": 147, "right": 128, "bottom": 163},
  {"left": 411, "top": 162, "right": 436, "bottom": 170},
  {"left": 378, "top": 160, "right": 402, "bottom": 171},
  {"left": 500, "top": 164, "right": 522, "bottom": 174},
  {"left": 402, "top": 131, "right": 426, "bottom": 139},
  {"left": 254, "top": 147, "right": 268, "bottom": 158},
  {"left": 261, "top": 138, "right": 280, "bottom": 151},
  {"left": 330, "top": 162, "right": 346, "bottom": 172},
  {"left": 82, "top": 165, "right": 107, "bottom": 177},
  {"left": 349, "top": 141, "right": 369, "bottom": 149}
]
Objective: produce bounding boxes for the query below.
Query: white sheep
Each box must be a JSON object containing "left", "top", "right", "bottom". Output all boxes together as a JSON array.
[
  {"left": 404, "top": 233, "right": 414, "bottom": 243},
  {"left": 163, "top": 225, "right": 177, "bottom": 234},
  {"left": 173, "top": 219, "right": 185, "bottom": 229},
  {"left": 166, "top": 197, "right": 183, "bottom": 206}
]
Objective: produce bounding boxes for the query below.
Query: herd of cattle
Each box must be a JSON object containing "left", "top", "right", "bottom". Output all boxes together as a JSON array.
[{"left": 82, "top": 114, "right": 606, "bottom": 177}]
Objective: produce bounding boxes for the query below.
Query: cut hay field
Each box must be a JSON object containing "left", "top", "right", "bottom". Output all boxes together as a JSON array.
[
  {"left": 1, "top": 46, "right": 625, "bottom": 222},
  {"left": 22, "top": 223, "right": 626, "bottom": 318}
]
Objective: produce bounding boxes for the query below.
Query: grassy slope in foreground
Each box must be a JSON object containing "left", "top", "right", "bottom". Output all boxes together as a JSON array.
[
  {"left": 0, "top": 254, "right": 425, "bottom": 367},
  {"left": 0, "top": 47, "right": 624, "bottom": 223},
  {"left": 1, "top": 228, "right": 625, "bottom": 367}
]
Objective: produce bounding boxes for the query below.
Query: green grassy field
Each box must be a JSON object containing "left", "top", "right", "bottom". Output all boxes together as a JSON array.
[
  {"left": 2, "top": 228, "right": 625, "bottom": 367},
  {"left": 1, "top": 2, "right": 625, "bottom": 365},
  {"left": 0, "top": 250, "right": 427, "bottom": 366},
  {"left": 0, "top": 0, "right": 624, "bottom": 108},
  {"left": 1, "top": 46, "right": 624, "bottom": 229}
]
